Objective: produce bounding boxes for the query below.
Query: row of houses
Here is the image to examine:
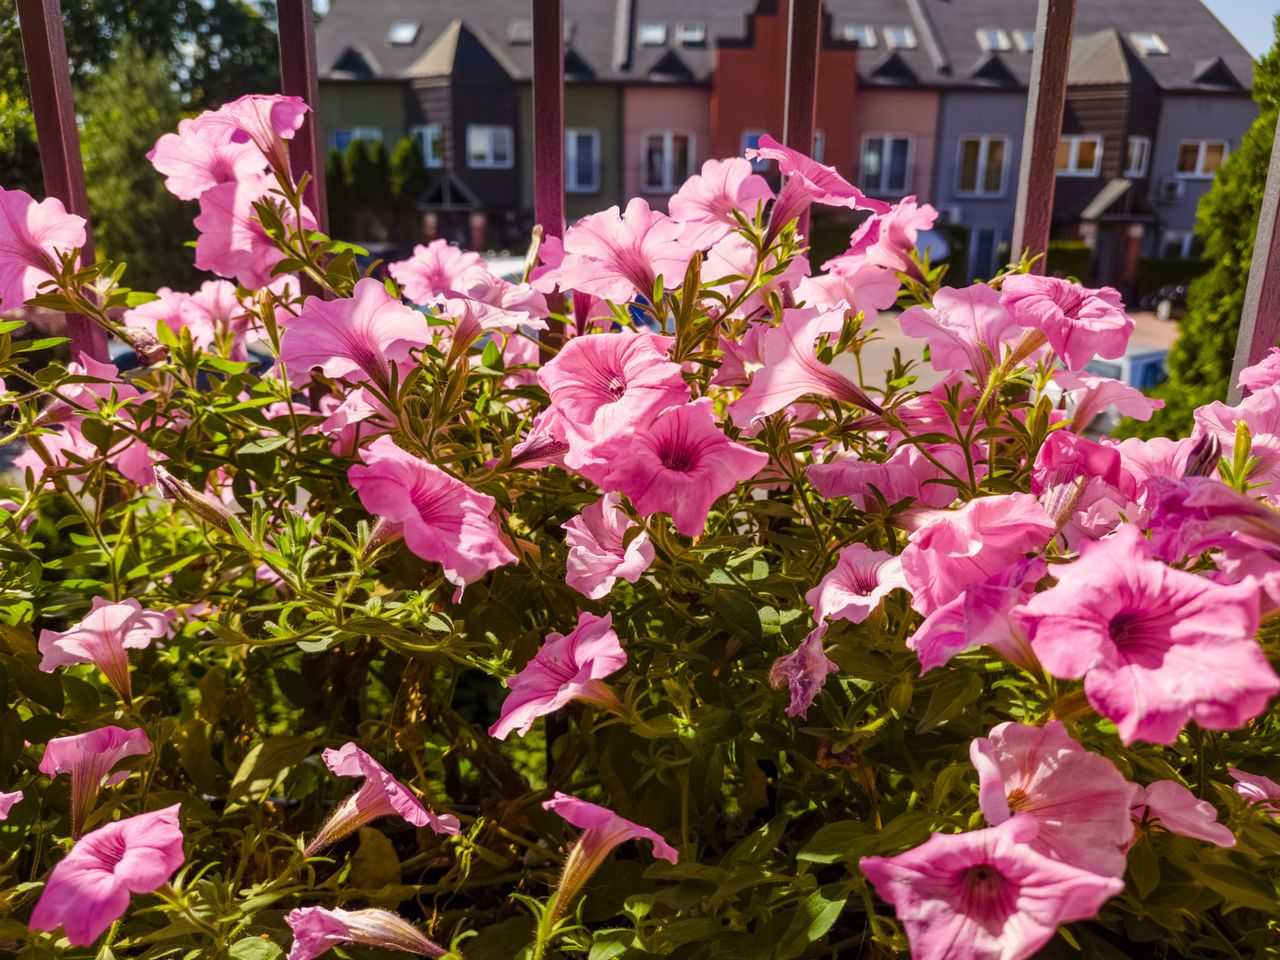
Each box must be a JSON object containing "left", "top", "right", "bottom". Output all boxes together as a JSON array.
[{"left": 313, "top": 0, "right": 1258, "bottom": 291}]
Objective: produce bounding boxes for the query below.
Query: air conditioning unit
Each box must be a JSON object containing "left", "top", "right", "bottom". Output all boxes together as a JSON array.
[
  {"left": 936, "top": 204, "right": 963, "bottom": 224},
  {"left": 1157, "top": 178, "right": 1186, "bottom": 204}
]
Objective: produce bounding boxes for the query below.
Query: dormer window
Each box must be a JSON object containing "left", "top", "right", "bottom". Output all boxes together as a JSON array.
[
  {"left": 976, "top": 28, "right": 1011, "bottom": 52},
  {"left": 638, "top": 22, "right": 668, "bottom": 46},
  {"left": 841, "top": 24, "right": 878, "bottom": 48},
  {"left": 1130, "top": 32, "right": 1169, "bottom": 56},
  {"left": 676, "top": 22, "right": 706, "bottom": 46},
  {"left": 387, "top": 21, "right": 420, "bottom": 45},
  {"left": 507, "top": 20, "right": 533, "bottom": 45},
  {"left": 1013, "top": 29, "right": 1035, "bottom": 53},
  {"left": 884, "top": 26, "right": 917, "bottom": 50}
]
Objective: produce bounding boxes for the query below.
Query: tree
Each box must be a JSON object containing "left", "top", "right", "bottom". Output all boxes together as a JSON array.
[
  {"left": 389, "top": 137, "right": 429, "bottom": 244},
  {"left": 1129, "top": 19, "right": 1280, "bottom": 437}
]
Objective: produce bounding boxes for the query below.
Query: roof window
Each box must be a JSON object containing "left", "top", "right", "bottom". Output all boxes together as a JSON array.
[{"left": 387, "top": 21, "right": 420, "bottom": 45}]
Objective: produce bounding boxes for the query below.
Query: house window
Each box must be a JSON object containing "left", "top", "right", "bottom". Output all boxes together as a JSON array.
[
  {"left": 1125, "top": 136, "right": 1150, "bottom": 177},
  {"left": 1130, "top": 32, "right": 1169, "bottom": 56},
  {"left": 410, "top": 124, "right": 444, "bottom": 168},
  {"left": 676, "top": 22, "right": 706, "bottom": 46},
  {"left": 976, "top": 28, "right": 1011, "bottom": 52},
  {"left": 742, "top": 130, "right": 768, "bottom": 171},
  {"left": 956, "top": 135, "right": 1008, "bottom": 196},
  {"left": 566, "top": 129, "right": 600, "bottom": 193},
  {"left": 969, "top": 227, "right": 1009, "bottom": 279},
  {"left": 841, "top": 25, "right": 878, "bottom": 47},
  {"left": 644, "top": 131, "right": 694, "bottom": 192},
  {"left": 1056, "top": 135, "right": 1103, "bottom": 177},
  {"left": 862, "top": 135, "right": 913, "bottom": 195},
  {"left": 812, "top": 130, "right": 826, "bottom": 165},
  {"left": 387, "top": 20, "right": 420, "bottom": 45},
  {"left": 466, "top": 125, "right": 514, "bottom": 169},
  {"left": 507, "top": 20, "right": 532, "bottom": 44},
  {"left": 1160, "top": 231, "right": 1195, "bottom": 259},
  {"left": 884, "top": 26, "right": 917, "bottom": 50},
  {"left": 1176, "top": 139, "right": 1227, "bottom": 178},
  {"left": 330, "top": 127, "right": 382, "bottom": 151},
  {"left": 638, "top": 22, "right": 667, "bottom": 46},
  {"left": 1013, "top": 29, "right": 1035, "bottom": 52}
]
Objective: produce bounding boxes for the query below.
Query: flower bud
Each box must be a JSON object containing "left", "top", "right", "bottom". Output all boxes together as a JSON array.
[
  {"left": 123, "top": 326, "right": 169, "bottom": 366},
  {"left": 153, "top": 466, "right": 234, "bottom": 532},
  {"left": 1182, "top": 430, "right": 1222, "bottom": 479}
]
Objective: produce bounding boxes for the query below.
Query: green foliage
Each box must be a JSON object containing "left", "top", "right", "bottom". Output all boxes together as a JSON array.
[
  {"left": 1045, "top": 240, "right": 1093, "bottom": 281},
  {"left": 327, "top": 137, "right": 428, "bottom": 245},
  {"left": 1135, "top": 256, "right": 1211, "bottom": 299}
]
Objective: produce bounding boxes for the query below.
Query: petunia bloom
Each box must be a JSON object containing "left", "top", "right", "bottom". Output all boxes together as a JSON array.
[
  {"left": 279, "top": 278, "right": 428, "bottom": 390},
  {"left": 147, "top": 117, "right": 264, "bottom": 201},
  {"left": 769, "top": 625, "right": 839, "bottom": 719},
  {"left": 124, "top": 280, "right": 253, "bottom": 358},
  {"left": 1193, "top": 384, "right": 1280, "bottom": 490},
  {"left": 40, "top": 726, "right": 152, "bottom": 838},
  {"left": 1238, "top": 347, "right": 1280, "bottom": 395},
  {"left": 285, "top": 906, "right": 446, "bottom": 960},
  {"left": 599, "top": 398, "right": 769, "bottom": 537},
  {"left": 1132, "top": 780, "right": 1235, "bottom": 847},
  {"left": 193, "top": 172, "right": 317, "bottom": 290},
  {"left": 861, "top": 815, "right": 1123, "bottom": 960},
  {"left": 1229, "top": 767, "right": 1280, "bottom": 815},
  {"left": 898, "top": 283, "right": 1024, "bottom": 378},
  {"left": 1015, "top": 524, "right": 1275, "bottom": 744},
  {"left": 388, "top": 238, "right": 494, "bottom": 303},
  {"left": 38, "top": 597, "right": 173, "bottom": 703},
  {"left": 808, "top": 445, "right": 959, "bottom": 511},
  {"left": 189, "top": 93, "right": 309, "bottom": 177},
  {"left": 1000, "top": 274, "right": 1132, "bottom": 371},
  {"left": 305, "top": 743, "right": 459, "bottom": 856},
  {"left": 1052, "top": 368, "right": 1163, "bottom": 432},
  {"left": 489, "top": 611, "right": 627, "bottom": 740},
  {"left": 348, "top": 436, "right": 517, "bottom": 588},
  {"left": 563, "top": 493, "right": 655, "bottom": 599},
  {"left": 29, "top": 804, "right": 184, "bottom": 947},
  {"left": 668, "top": 156, "right": 774, "bottom": 248},
  {"left": 970, "top": 721, "right": 1135, "bottom": 877},
  {"left": 806, "top": 543, "right": 907, "bottom": 625},
  {"left": 0, "top": 791, "right": 21, "bottom": 819},
  {"left": 0, "top": 187, "right": 86, "bottom": 310}
]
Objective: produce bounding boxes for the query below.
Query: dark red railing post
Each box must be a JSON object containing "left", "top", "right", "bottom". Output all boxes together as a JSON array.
[
  {"left": 532, "top": 0, "right": 566, "bottom": 242},
  {"left": 277, "top": 0, "right": 330, "bottom": 233},
  {"left": 1011, "top": 0, "right": 1077, "bottom": 272},
  {"left": 783, "top": 0, "right": 822, "bottom": 239},
  {"left": 1229, "top": 115, "right": 1280, "bottom": 402},
  {"left": 16, "top": 0, "right": 108, "bottom": 360}
]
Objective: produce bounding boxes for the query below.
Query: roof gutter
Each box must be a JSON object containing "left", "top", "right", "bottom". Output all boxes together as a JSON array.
[
  {"left": 613, "top": 0, "right": 634, "bottom": 71},
  {"left": 904, "top": 0, "right": 949, "bottom": 75}
]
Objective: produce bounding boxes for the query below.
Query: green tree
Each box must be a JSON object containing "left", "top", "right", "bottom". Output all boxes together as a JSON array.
[
  {"left": 342, "top": 138, "right": 391, "bottom": 241},
  {"left": 1129, "top": 19, "right": 1280, "bottom": 437},
  {"left": 389, "top": 136, "right": 428, "bottom": 243}
]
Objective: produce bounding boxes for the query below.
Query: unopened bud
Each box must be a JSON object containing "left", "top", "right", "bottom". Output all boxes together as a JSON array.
[
  {"left": 1182, "top": 431, "right": 1222, "bottom": 479},
  {"left": 154, "top": 466, "right": 234, "bottom": 532},
  {"left": 363, "top": 516, "right": 404, "bottom": 557},
  {"left": 124, "top": 327, "right": 169, "bottom": 366}
]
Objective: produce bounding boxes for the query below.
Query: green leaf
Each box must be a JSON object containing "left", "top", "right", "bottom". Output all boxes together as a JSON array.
[
  {"left": 237, "top": 435, "right": 292, "bottom": 455},
  {"left": 712, "top": 588, "right": 762, "bottom": 643},
  {"left": 228, "top": 938, "right": 284, "bottom": 960},
  {"left": 1183, "top": 861, "right": 1279, "bottom": 912},
  {"left": 1127, "top": 839, "right": 1160, "bottom": 898},
  {"left": 797, "top": 821, "right": 873, "bottom": 864},
  {"left": 915, "top": 670, "right": 983, "bottom": 733},
  {"left": 348, "top": 826, "right": 403, "bottom": 894},
  {"left": 226, "top": 737, "right": 314, "bottom": 807}
]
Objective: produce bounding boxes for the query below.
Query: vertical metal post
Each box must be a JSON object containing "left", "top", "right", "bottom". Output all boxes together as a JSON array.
[
  {"left": 783, "top": 0, "right": 822, "bottom": 239},
  {"left": 16, "top": 0, "right": 107, "bottom": 360},
  {"left": 1011, "top": 0, "right": 1077, "bottom": 272},
  {"left": 1229, "top": 114, "right": 1280, "bottom": 402},
  {"left": 277, "top": 0, "right": 330, "bottom": 233},
  {"left": 532, "top": 0, "right": 566, "bottom": 241}
]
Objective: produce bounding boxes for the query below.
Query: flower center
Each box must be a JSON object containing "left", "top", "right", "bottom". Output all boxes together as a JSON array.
[
  {"left": 1006, "top": 788, "right": 1029, "bottom": 811},
  {"left": 959, "top": 862, "right": 1017, "bottom": 926},
  {"left": 607, "top": 376, "right": 627, "bottom": 400},
  {"left": 658, "top": 439, "right": 697, "bottom": 472},
  {"left": 1107, "top": 611, "right": 1143, "bottom": 647}
]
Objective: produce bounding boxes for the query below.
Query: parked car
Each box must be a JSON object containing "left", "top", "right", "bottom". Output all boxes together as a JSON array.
[
  {"left": 1138, "top": 282, "right": 1190, "bottom": 322},
  {"left": 1044, "top": 347, "right": 1170, "bottom": 436}
]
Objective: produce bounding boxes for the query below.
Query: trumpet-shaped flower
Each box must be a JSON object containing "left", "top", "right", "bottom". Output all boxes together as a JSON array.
[
  {"left": 824, "top": 195, "right": 937, "bottom": 276},
  {"left": 795, "top": 264, "right": 901, "bottom": 322},
  {"left": 599, "top": 398, "right": 769, "bottom": 536},
  {"left": 193, "top": 172, "right": 317, "bottom": 290},
  {"left": 348, "top": 436, "right": 516, "bottom": 588},
  {"left": 1132, "top": 780, "right": 1235, "bottom": 847},
  {"left": 147, "top": 117, "right": 265, "bottom": 201},
  {"left": 1015, "top": 525, "right": 1274, "bottom": 744},
  {"left": 1053, "top": 369, "right": 1163, "bottom": 431},
  {"left": 305, "top": 743, "right": 459, "bottom": 856},
  {"left": 543, "top": 792, "right": 678, "bottom": 864},
  {"left": 0, "top": 187, "right": 86, "bottom": 310},
  {"left": 806, "top": 543, "right": 907, "bottom": 624},
  {"left": 189, "top": 93, "right": 308, "bottom": 176},
  {"left": 563, "top": 493, "right": 655, "bottom": 599},
  {"left": 729, "top": 306, "right": 882, "bottom": 426},
  {"left": 1238, "top": 347, "right": 1280, "bottom": 395},
  {"left": 899, "top": 283, "right": 1024, "bottom": 377},
  {"left": 38, "top": 597, "right": 173, "bottom": 703},
  {"left": 388, "top": 238, "right": 494, "bottom": 302},
  {"left": 40, "top": 726, "right": 152, "bottom": 838},
  {"left": 29, "top": 804, "right": 184, "bottom": 947},
  {"left": 1229, "top": 768, "right": 1280, "bottom": 814},
  {"left": 124, "top": 280, "right": 253, "bottom": 357},
  {"left": 704, "top": 232, "right": 809, "bottom": 319},
  {"left": 1193, "top": 384, "right": 1280, "bottom": 490},
  {"left": 1000, "top": 274, "right": 1132, "bottom": 371},
  {"left": 0, "top": 791, "right": 20, "bottom": 819},
  {"left": 490, "top": 612, "right": 627, "bottom": 740},
  {"left": 861, "top": 816, "right": 1123, "bottom": 960},
  {"left": 285, "top": 906, "right": 446, "bottom": 960},
  {"left": 970, "top": 721, "right": 1135, "bottom": 877},
  {"left": 808, "top": 445, "right": 959, "bottom": 511},
  {"left": 668, "top": 156, "right": 773, "bottom": 248},
  {"left": 769, "top": 625, "right": 839, "bottom": 719}
]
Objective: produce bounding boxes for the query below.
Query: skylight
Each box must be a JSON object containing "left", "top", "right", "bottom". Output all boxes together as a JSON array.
[
  {"left": 1130, "top": 32, "right": 1169, "bottom": 56},
  {"left": 976, "top": 28, "right": 1011, "bottom": 52},
  {"left": 638, "top": 22, "right": 668, "bottom": 46},
  {"left": 884, "top": 26, "right": 917, "bottom": 50},
  {"left": 841, "top": 24, "right": 878, "bottom": 48},
  {"left": 676, "top": 22, "right": 706, "bottom": 46},
  {"left": 1013, "top": 29, "right": 1035, "bottom": 53},
  {"left": 507, "top": 20, "right": 533, "bottom": 45},
  {"left": 386, "top": 20, "right": 420, "bottom": 46}
]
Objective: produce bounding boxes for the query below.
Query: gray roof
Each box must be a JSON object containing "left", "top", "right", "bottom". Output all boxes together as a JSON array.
[{"left": 316, "top": 0, "right": 1255, "bottom": 92}]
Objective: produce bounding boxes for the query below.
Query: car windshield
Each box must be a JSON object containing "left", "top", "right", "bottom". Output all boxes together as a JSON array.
[
  {"left": 1133, "top": 357, "right": 1169, "bottom": 391},
  {"left": 1084, "top": 360, "right": 1123, "bottom": 380}
]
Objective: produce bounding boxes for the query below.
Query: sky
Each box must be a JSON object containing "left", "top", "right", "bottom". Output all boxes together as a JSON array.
[{"left": 1204, "top": 0, "right": 1280, "bottom": 58}]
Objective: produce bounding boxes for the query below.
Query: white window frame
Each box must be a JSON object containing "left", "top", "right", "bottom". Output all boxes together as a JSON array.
[
  {"left": 643, "top": 130, "right": 695, "bottom": 193},
  {"left": 742, "top": 130, "right": 769, "bottom": 171},
  {"left": 507, "top": 20, "right": 532, "bottom": 45},
  {"left": 976, "top": 28, "right": 1011, "bottom": 52},
  {"left": 565, "top": 128, "right": 600, "bottom": 193},
  {"left": 1124, "top": 136, "right": 1150, "bottom": 178},
  {"left": 410, "top": 123, "right": 445, "bottom": 168},
  {"left": 330, "top": 126, "right": 382, "bottom": 151},
  {"left": 860, "top": 133, "right": 914, "bottom": 196},
  {"left": 466, "top": 124, "right": 514, "bottom": 169},
  {"left": 812, "top": 129, "right": 826, "bottom": 165},
  {"left": 1130, "top": 32, "right": 1169, "bottom": 56},
  {"left": 1013, "top": 29, "right": 1035, "bottom": 53},
  {"left": 1175, "top": 139, "right": 1228, "bottom": 179},
  {"left": 1056, "top": 135, "right": 1104, "bottom": 177},
  {"left": 638, "top": 22, "right": 667, "bottom": 46},
  {"left": 954, "top": 134, "right": 1010, "bottom": 198},
  {"left": 968, "top": 227, "right": 1009, "bottom": 279},
  {"left": 676, "top": 22, "right": 706, "bottom": 46},
  {"left": 842, "top": 24, "right": 878, "bottom": 47},
  {"left": 884, "top": 26, "right": 917, "bottom": 50}
]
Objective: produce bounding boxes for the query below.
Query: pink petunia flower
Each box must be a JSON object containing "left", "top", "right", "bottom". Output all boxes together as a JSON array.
[
  {"left": 0, "top": 187, "right": 86, "bottom": 310},
  {"left": 38, "top": 597, "right": 173, "bottom": 704},
  {"left": 1144, "top": 474, "right": 1280, "bottom": 563},
  {"left": 970, "top": 721, "right": 1135, "bottom": 877},
  {"left": 668, "top": 156, "right": 774, "bottom": 248},
  {"left": 124, "top": 280, "right": 255, "bottom": 358},
  {"left": 861, "top": 815, "right": 1123, "bottom": 960},
  {"left": 188, "top": 93, "right": 309, "bottom": 177},
  {"left": 38, "top": 352, "right": 141, "bottom": 426},
  {"left": 348, "top": 436, "right": 517, "bottom": 588},
  {"left": 543, "top": 792, "right": 679, "bottom": 865},
  {"left": 147, "top": 117, "right": 265, "bottom": 201},
  {"left": 806, "top": 543, "right": 907, "bottom": 624},
  {"left": 807, "top": 445, "right": 959, "bottom": 511},
  {"left": 1228, "top": 767, "right": 1280, "bottom": 815},
  {"left": 1131, "top": 780, "right": 1235, "bottom": 847},
  {"left": 1193, "top": 384, "right": 1280, "bottom": 491},
  {"left": 563, "top": 493, "right": 655, "bottom": 600},
  {"left": 1238, "top": 347, "right": 1280, "bottom": 395},
  {"left": 1016, "top": 524, "right": 1275, "bottom": 744},
  {"left": 0, "top": 791, "right": 20, "bottom": 819},
  {"left": 40, "top": 726, "right": 152, "bottom": 838},
  {"left": 193, "top": 172, "right": 317, "bottom": 290},
  {"left": 728, "top": 305, "right": 882, "bottom": 427},
  {"left": 279, "top": 277, "right": 427, "bottom": 389},
  {"left": 824, "top": 195, "right": 937, "bottom": 277},
  {"left": 305, "top": 743, "right": 459, "bottom": 856},
  {"left": 703, "top": 232, "right": 809, "bottom": 320},
  {"left": 599, "top": 398, "right": 769, "bottom": 537},
  {"left": 1032, "top": 429, "right": 1138, "bottom": 540},
  {"left": 29, "top": 804, "right": 184, "bottom": 947},
  {"left": 1000, "top": 274, "right": 1132, "bottom": 371},
  {"left": 1052, "top": 369, "right": 1163, "bottom": 432},
  {"left": 388, "top": 238, "right": 493, "bottom": 303},
  {"left": 769, "top": 625, "right": 839, "bottom": 719},
  {"left": 795, "top": 264, "right": 901, "bottom": 324},
  {"left": 898, "top": 283, "right": 1024, "bottom": 378},
  {"left": 900, "top": 493, "right": 1054, "bottom": 616},
  {"left": 285, "top": 906, "right": 446, "bottom": 960},
  {"left": 489, "top": 611, "right": 627, "bottom": 740}
]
